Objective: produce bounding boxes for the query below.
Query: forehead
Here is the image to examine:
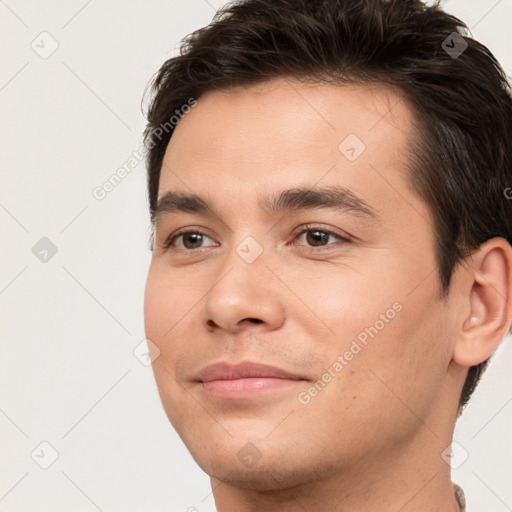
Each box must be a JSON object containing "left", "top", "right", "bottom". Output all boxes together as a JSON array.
[
  {"left": 158, "top": 77, "right": 423, "bottom": 224},
  {"left": 164, "top": 77, "right": 412, "bottom": 161}
]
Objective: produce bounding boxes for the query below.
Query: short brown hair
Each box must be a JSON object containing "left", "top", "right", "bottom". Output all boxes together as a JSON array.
[{"left": 142, "top": 0, "right": 512, "bottom": 415}]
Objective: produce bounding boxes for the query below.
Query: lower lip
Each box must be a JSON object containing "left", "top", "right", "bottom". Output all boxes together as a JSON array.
[{"left": 201, "top": 377, "right": 303, "bottom": 398}]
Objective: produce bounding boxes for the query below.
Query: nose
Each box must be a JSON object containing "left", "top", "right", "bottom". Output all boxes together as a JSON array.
[{"left": 202, "top": 257, "right": 286, "bottom": 335}]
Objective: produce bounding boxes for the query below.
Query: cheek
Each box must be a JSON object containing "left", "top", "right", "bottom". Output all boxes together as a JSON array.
[
  {"left": 307, "top": 266, "right": 447, "bottom": 409},
  {"left": 144, "top": 265, "right": 190, "bottom": 338},
  {"left": 143, "top": 267, "right": 187, "bottom": 371},
  {"left": 144, "top": 269, "right": 194, "bottom": 428},
  {"left": 143, "top": 272, "right": 165, "bottom": 345},
  {"left": 344, "top": 285, "right": 450, "bottom": 424},
  {"left": 294, "top": 263, "right": 400, "bottom": 340},
  {"left": 143, "top": 264, "right": 216, "bottom": 399}
]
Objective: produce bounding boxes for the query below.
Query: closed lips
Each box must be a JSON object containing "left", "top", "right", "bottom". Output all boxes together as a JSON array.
[{"left": 196, "top": 361, "right": 307, "bottom": 382}]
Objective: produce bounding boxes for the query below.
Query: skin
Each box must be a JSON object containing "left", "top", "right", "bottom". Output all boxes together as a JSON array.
[{"left": 143, "top": 78, "right": 512, "bottom": 511}]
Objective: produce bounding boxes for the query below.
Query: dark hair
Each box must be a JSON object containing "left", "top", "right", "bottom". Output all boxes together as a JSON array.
[{"left": 142, "top": 0, "right": 512, "bottom": 415}]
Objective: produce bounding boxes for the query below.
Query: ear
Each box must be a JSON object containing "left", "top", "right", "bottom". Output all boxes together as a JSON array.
[{"left": 453, "top": 237, "right": 512, "bottom": 367}]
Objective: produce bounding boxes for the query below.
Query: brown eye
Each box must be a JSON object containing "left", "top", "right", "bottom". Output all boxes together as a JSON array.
[
  {"left": 180, "top": 232, "right": 206, "bottom": 249},
  {"left": 293, "top": 227, "right": 350, "bottom": 249},
  {"left": 163, "top": 230, "right": 216, "bottom": 250},
  {"left": 304, "top": 230, "right": 330, "bottom": 247}
]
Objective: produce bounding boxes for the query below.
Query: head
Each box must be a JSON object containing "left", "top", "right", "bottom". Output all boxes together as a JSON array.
[{"left": 142, "top": 0, "right": 512, "bottom": 492}]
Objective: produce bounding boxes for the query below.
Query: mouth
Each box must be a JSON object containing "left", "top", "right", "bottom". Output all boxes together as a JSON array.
[{"left": 195, "top": 361, "right": 308, "bottom": 399}]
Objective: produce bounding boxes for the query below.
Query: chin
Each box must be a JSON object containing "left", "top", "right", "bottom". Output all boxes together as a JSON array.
[
  {"left": 202, "top": 457, "right": 317, "bottom": 491},
  {"left": 183, "top": 433, "right": 336, "bottom": 492}
]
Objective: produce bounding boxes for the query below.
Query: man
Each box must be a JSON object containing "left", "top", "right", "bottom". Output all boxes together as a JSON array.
[{"left": 142, "top": 0, "right": 512, "bottom": 510}]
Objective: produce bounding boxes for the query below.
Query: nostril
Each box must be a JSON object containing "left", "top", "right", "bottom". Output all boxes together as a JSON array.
[{"left": 246, "top": 318, "right": 263, "bottom": 324}]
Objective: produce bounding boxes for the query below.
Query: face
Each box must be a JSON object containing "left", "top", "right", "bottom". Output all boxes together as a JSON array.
[{"left": 144, "top": 78, "right": 458, "bottom": 489}]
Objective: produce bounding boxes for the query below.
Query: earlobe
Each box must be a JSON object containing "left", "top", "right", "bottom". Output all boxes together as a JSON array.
[{"left": 453, "top": 237, "right": 512, "bottom": 368}]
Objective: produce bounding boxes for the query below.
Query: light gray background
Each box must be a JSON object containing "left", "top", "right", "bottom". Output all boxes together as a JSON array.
[{"left": 1, "top": 1, "right": 511, "bottom": 511}]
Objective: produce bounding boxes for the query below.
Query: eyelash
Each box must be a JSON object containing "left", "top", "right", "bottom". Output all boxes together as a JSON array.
[{"left": 161, "top": 224, "right": 352, "bottom": 252}]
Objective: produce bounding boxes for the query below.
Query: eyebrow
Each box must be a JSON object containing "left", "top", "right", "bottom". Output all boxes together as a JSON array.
[{"left": 153, "top": 185, "right": 379, "bottom": 223}]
